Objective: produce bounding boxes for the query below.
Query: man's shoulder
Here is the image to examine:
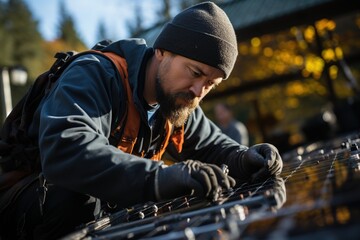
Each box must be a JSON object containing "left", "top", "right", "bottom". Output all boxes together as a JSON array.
[{"left": 102, "top": 38, "right": 149, "bottom": 56}]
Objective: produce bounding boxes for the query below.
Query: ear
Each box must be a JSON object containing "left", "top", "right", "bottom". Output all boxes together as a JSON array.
[{"left": 155, "top": 49, "right": 165, "bottom": 60}]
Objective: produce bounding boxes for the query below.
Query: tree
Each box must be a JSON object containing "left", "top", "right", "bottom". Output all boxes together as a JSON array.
[
  {"left": 57, "top": 0, "right": 86, "bottom": 50},
  {"left": 157, "top": 0, "right": 223, "bottom": 22},
  {"left": 127, "top": 3, "right": 144, "bottom": 37},
  {"left": 2, "top": 0, "right": 44, "bottom": 80},
  {"left": 0, "top": 1, "right": 13, "bottom": 67},
  {"left": 96, "top": 20, "right": 109, "bottom": 42},
  {"left": 158, "top": 0, "right": 171, "bottom": 22}
]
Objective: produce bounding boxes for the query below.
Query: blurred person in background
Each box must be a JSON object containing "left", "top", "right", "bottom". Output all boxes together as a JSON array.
[{"left": 214, "top": 103, "right": 249, "bottom": 145}]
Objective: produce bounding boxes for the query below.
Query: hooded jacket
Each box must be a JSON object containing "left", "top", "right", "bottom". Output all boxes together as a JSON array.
[{"left": 28, "top": 39, "right": 248, "bottom": 207}]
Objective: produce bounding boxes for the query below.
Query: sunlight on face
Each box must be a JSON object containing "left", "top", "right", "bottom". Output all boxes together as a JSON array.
[{"left": 155, "top": 51, "right": 223, "bottom": 126}]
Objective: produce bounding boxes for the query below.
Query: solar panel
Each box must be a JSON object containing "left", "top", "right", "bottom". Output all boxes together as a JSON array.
[{"left": 64, "top": 131, "right": 360, "bottom": 239}]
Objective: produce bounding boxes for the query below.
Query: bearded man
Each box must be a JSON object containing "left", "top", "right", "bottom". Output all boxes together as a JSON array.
[{"left": 0, "top": 2, "right": 282, "bottom": 239}]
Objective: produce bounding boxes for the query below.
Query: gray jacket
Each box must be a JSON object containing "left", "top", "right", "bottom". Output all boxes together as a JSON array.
[{"left": 28, "top": 39, "right": 247, "bottom": 207}]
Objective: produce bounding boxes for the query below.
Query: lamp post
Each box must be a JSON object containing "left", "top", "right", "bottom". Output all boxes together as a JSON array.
[{"left": 0, "top": 66, "right": 28, "bottom": 122}]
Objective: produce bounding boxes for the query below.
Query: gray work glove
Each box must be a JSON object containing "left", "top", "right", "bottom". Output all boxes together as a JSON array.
[
  {"left": 228, "top": 143, "right": 283, "bottom": 182},
  {"left": 154, "top": 160, "right": 236, "bottom": 201},
  {"left": 272, "top": 177, "right": 286, "bottom": 209}
]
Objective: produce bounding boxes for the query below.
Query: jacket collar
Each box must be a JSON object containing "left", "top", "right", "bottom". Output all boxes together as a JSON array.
[{"left": 102, "top": 39, "right": 153, "bottom": 121}]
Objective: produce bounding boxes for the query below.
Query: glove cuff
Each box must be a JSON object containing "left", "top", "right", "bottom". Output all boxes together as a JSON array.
[
  {"left": 154, "top": 167, "right": 161, "bottom": 201},
  {"left": 226, "top": 148, "right": 251, "bottom": 181},
  {"left": 144, "top": 165, "right": 163, "bottom": 202},
  {"left": 154, "top": 165, "right": 169, "bottom": 201}
]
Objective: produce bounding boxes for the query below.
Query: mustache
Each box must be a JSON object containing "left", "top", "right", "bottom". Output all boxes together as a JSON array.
[{"left": 174, "top": 91, "right": 198, "bottom": 107}]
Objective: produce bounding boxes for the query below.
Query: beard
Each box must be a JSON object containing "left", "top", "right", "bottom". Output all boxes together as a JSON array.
[{"left": 156, "top": 77, "right": 199, "bottom": 127}]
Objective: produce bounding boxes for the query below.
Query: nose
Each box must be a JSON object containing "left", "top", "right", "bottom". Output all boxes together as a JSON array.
[{"left": 189, "top": 81, "right": 206, "bottom": 98}]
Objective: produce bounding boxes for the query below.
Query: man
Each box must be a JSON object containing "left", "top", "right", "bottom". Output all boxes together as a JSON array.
[
  {"left": 0, "top": 2, "right": 282, "bottom": 239},
  {"left": 214, "top": 103, "right": 249, "bottom": 145}
]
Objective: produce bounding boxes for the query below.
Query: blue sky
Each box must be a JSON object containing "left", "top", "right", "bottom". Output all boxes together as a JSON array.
[{"left": 23, "top": 0, "right": 161, "bottom": 47}]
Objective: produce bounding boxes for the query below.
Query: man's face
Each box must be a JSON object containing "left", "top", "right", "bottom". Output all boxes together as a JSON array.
[{"left": 155, "top": 50, "right": 224, "bottom": 127}]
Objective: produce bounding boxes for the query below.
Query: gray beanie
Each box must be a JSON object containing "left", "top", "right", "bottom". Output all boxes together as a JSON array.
[{"left": 153, "top": 1, "right": 238, "bottom": 79}]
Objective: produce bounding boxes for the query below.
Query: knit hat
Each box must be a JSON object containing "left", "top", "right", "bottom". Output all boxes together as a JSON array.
[{"left": 153, "top": 1, "right": 238, "bottom": 79}]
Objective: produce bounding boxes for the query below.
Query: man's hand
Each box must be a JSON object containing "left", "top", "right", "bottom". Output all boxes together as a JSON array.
[
  {"left": 155, "top": 160, "right": 236, "bottom": 201},
  {"left": 241, "top": 143, "right": 283, "bottom": 182},
  {"left": 272, "top": 177, "right": 286, "bottom": 209},
  {"left": 227, "top": 143, "right": 283, "bottom": 183}
]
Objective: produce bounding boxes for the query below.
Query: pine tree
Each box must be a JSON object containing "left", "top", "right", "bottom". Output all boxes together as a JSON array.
[
  {"left": 3, "top": 0, "right": 44, "bottom": 80},
  {"left": 96, "top": 20, "right": 109, "bottom": 42},
  {"left": 127, "top": 4, "right": 144, "bottom": 37},
  {"left": 158, "top": 0, "right": 171, "bottom": 22},
  {"left": 0, "top": 1, "right": 13, "bottom": 67},
  {"left": 57, "top": 0, "right": 86, "bottom": 50}
]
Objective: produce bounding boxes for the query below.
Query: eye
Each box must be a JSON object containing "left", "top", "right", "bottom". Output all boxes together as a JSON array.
[
  {"left": 206, "top": 80, "right": 216, "bottom": 90},
  {"left": 192, "top": 70, "right": 201, "bottom": 78},
  {"left": 211, "top": 83, "right": 217, "bottom": 90},
  {"left": 209, "top": 80, "right": 222, "bottom": 90},
  {"left": 188, "top": 66, "right": 202, "bottom": 78}
]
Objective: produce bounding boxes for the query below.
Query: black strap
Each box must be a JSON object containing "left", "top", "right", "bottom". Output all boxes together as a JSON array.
[{"left": 0, "top": 172, "right": 38, "bottom": 214}]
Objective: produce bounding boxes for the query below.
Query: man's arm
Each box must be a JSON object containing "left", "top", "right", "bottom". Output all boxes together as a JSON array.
[
  {"left": 38, "top": 54, "right": 161, "bottom": 207},
  {"left": 167, "top": 107, "right": 282, "bottom": 182},
  {"left": 170, "top": 107, "right": 247, "bottom": 165}
]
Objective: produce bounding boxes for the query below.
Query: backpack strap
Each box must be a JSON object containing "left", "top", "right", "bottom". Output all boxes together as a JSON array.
[{"left": 99, "top": 51, "right": 141, "bottom": 154}]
